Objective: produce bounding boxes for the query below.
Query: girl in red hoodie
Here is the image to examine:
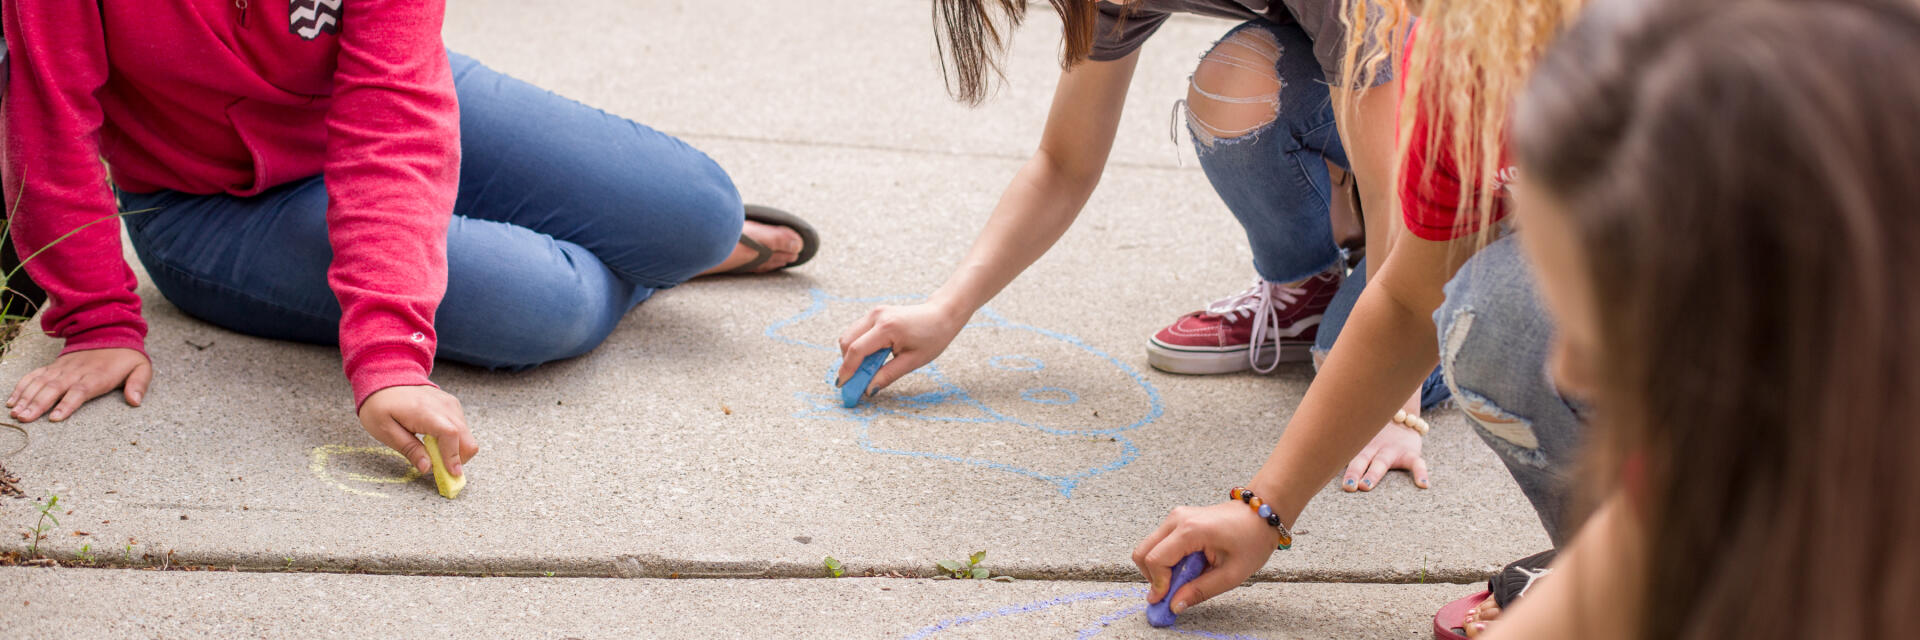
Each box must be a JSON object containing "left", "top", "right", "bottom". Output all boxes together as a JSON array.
[{"left": 1, "top": 0, "right": 816, "bottom": 477}]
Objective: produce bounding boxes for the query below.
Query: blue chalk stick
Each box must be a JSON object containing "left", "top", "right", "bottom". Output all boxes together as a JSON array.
[
  {"left": 840, "top": 348, "right": 892, "bottom": 408},
  {"left": 1146, "top": 551, "right": 1208, "bottom": 628}
]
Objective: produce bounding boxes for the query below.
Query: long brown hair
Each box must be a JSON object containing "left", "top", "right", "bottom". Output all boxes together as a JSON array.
[
  {"left": 932, "top": 0, "right": 1104, "bottom": 105},
  {"left": 1515, "top": 0, "right": 1920, "bottom": 636}
]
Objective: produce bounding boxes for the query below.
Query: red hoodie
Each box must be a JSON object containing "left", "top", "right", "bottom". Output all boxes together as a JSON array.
[{"left": 2, "top": 0, "right": 459, "bottom": 408}]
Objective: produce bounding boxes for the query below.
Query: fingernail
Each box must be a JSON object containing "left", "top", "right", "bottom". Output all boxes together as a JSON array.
[
  {"left": 1473, "top": 623, "right": 1486, "bottom": 632},
  {"left": 1171, "top": 600, "right": 1188, "bottom": 614},
  {"left": 130, "top": 392, "right": 143, "bottom": 405},
  {"left": 1344, "top": 478, "right": 1356, "bottom": 487},
  {"left": 1362, "top": 478, "right": 1373, "bottom": 488}
]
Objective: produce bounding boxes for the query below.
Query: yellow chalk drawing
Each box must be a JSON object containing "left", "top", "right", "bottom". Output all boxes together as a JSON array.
[{"left": 309, "top": 445, "right": 424, "bottom": 498}]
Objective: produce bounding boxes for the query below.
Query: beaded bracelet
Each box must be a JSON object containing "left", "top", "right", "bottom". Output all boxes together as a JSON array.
[
  {"left": 1393, "top": 410, "right": 1431, "bottom": 436},
  {"left": 1229, "top": 486, "right": 1293, "bottom": 550}
]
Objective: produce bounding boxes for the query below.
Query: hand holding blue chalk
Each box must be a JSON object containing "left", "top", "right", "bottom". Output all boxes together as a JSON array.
[
  {"left": 840, "top": 348, "right": 892, "bottom": 408},
  {"left": 1146, "top": 551, "right": 1208, "bottom": 627}
]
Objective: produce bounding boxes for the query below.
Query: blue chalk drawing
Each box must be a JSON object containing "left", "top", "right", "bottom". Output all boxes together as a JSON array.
[
  {"left": 899, "top": 587, "right": 1272, "bottom": 640},
  {"left": 990, "top": 355, "right": 1046, "bottom": 372},
  {"left": 1021, "top": 387, "right": 1080, "bottom": 405},
  {"left": 766, "top": 289, "right": 1165, "bottom": 497}
]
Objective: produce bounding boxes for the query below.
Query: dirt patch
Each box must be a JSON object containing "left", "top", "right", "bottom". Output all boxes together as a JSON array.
[{"left": 0, "top": 461, "right": 21, "bottom": 499}]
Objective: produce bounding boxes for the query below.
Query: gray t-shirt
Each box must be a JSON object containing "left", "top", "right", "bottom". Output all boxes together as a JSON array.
[{"left": 1091, "top": 0, "right": 1351, "bottom": 81}]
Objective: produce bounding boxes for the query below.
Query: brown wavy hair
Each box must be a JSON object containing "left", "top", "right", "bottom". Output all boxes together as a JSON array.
[
  {"left": 932, "top": 1, "right": 1106, "bottom": 105},
  {"left": 1515, "top": 0, "right": 1920, "bottom": 636}
]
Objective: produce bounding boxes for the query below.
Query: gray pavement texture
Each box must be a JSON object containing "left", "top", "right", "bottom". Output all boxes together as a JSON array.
[
  {"left": 0, "top": 568, "right": 1459, "bottom": 639},
  {"left": 0, "top": 0, "right": 1548, "bottom": 637}
]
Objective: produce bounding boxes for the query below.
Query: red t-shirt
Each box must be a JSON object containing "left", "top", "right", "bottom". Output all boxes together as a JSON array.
[
  {"left": 1397, "top": 31, "right": 1518, "bottom": 242},
  {"left": 2, "top": 0, "right": 460, "bottom": 407}
]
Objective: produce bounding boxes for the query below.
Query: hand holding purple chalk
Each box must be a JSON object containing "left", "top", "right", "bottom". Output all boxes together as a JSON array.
[{"left": 1146, "top": 551, "right": 1208, "bottom": 627}]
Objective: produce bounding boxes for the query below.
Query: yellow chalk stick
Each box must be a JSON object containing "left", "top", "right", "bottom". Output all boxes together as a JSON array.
[{"left": 421, "top": 434, "right": 466, "bottom": 499}]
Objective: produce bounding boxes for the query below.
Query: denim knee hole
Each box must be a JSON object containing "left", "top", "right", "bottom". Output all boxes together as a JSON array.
[
  {"left": 1181, "top": 29, "right": 1285, "bottom": 150},
  {"left": 1441, "top": 306, "right": 1550, "bottom": 468}
]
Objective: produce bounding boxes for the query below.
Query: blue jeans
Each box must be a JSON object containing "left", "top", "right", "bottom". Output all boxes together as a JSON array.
[
  {"left": 117, "top": 52, "right": 743, "bottom": 371},
  {"left": 1434, "top": 236, "right": 1585, "bottom": 546},
  {"left": 1188, "top": 20, "right": 1448, "bottom": 408}
]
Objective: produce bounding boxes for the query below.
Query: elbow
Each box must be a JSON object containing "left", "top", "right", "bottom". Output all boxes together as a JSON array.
[{"left": 1031, "top": 147, "right": 1105, "bottom": 196}]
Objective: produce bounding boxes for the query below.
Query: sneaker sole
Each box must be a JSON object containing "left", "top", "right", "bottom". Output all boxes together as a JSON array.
[{"left": 1145, "top": 338, "right": 1314, "bottom": 375}]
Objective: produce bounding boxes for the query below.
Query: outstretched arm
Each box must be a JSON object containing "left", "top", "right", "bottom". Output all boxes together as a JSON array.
[
  {"left": 1248, "top": 229, "right": 1473, "bottom": 520},
  {"left": 322, "top": 0, "right": 474, "bottom": 473},
  {"left": 3, "top": 0, "right": 152, "bottom": 423},
  {"left": 1133, "top": 214, "right": 1481, "bottom": 613},
  {"left": 837, "top": 51, "right": 1141, "bottom": 391}
]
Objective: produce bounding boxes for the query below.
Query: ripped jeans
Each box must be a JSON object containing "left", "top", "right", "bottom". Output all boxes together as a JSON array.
[
  {"left": 1436, "top": 235, "right": 1584, "bottom": 546},
  {"left": 1185, "top": 19, "right": 1448, "bottom": 408}
]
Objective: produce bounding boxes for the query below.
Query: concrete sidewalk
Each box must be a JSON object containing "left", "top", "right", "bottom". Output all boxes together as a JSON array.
[
  {"left": 0, "top": 1, "right": 1547, "bottom": 636},
  {"left": 0, "top": 568, "right": 1460, "bottom": 639}
]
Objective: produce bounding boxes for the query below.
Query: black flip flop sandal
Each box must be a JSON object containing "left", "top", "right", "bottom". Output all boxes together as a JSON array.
[
  {"left": 1433, "top": 549, "right": 1557, "bottom": 639},
  {"left": 725, "top": 205, "right": 820, "bottom": 274}
]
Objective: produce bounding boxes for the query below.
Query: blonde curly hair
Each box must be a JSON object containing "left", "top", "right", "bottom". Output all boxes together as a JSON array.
[{"left": 1335, "top": 0, "right": 1588, "bottom": 242}]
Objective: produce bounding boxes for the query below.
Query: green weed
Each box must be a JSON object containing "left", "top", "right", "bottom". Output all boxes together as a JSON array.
[
  {"left": 27, "top": 493, "right": 58, "bottom": 557},
  {"left": 936, "top": 550, "right": 989, "bottom": 580},
  {"left": 823, "top": 556, "right": 845, "bottom": 578}
]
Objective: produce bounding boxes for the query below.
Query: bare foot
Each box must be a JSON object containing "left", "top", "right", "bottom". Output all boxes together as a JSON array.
[
  {"left": 701, "top": 219, "right": 804, "bottom": 275},
  {"left": 1463, "top": 596, "right": 1503, "bottom": 637}
]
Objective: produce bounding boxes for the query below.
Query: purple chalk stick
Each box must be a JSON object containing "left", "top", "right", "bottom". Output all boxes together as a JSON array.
[{"left": 1146, "top": 551, "right": 1208, "bottom": 627}]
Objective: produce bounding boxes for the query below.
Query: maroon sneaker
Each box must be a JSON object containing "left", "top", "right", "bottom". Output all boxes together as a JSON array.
[{"left": 1147, "top": 270, "right": 1342, "bottom": 374}]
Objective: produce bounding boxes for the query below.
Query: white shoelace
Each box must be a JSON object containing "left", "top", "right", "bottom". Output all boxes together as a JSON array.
[{"left": 1204, "top": 280, "right": 1307, "bottom": 374}]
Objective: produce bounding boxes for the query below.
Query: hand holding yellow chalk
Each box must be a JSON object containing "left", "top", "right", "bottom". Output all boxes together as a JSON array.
[{"left": 422, "top": 434, "right": 466, "bottom": 499}]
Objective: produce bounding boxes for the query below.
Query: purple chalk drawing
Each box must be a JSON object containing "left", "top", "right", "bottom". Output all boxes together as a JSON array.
[{"left": 899, "top": 586, "right": 1272, "bottom": 639}]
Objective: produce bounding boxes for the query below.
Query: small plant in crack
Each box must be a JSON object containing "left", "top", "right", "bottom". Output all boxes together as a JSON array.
[
  {"left": 75, "top": 543, "right": 95, "bottom": 565},
  {"left": 936, "top": 550, "right": 989, "bottom": 580},
  {"left": 27, "top": 493, "right": 59, "bottom": 557},
  {"left": 823, "top": 556, "right": 845, "bottom": 578}
]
